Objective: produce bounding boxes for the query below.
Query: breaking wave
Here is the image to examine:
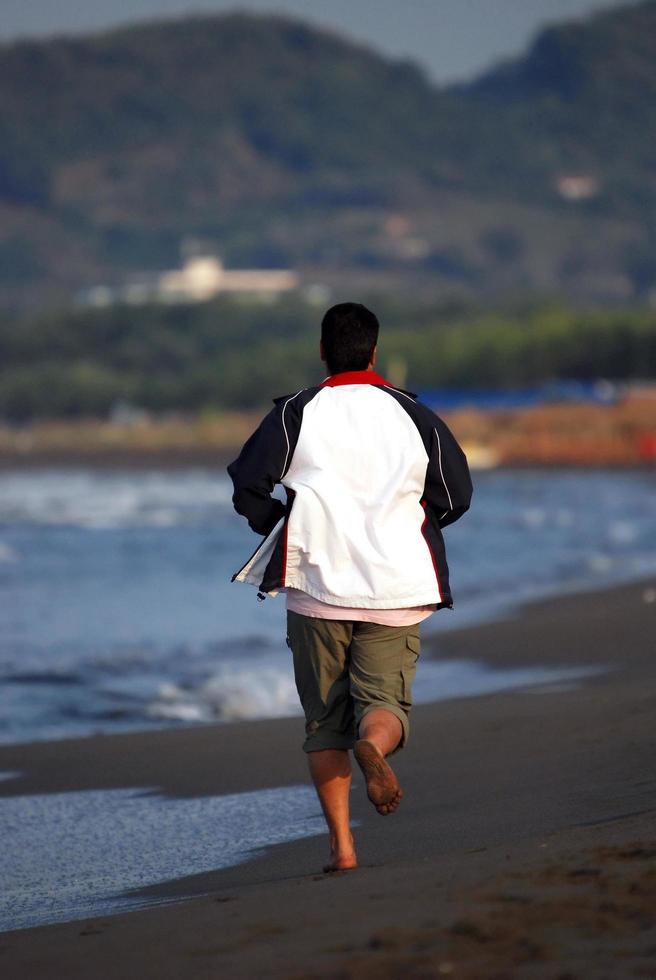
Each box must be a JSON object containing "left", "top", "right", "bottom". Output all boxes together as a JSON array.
[{"left": 0, "top": 468, "right": 233, "bottom": 528}]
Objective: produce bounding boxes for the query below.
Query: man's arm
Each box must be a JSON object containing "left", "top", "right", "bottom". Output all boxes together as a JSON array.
[
  {"left": 227, "top": 390, "right": 308, "bottom": 535},
  {"left": 423, "top": 415, "right": 473, "bottom": 529},
  {"left": 227, "top": 403, "right": 289, "bottom": 536}
]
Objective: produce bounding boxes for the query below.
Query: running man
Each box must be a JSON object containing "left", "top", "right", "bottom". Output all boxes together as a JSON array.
[{"left": 228, "top": 302, "right": 472, "bottom": 871}]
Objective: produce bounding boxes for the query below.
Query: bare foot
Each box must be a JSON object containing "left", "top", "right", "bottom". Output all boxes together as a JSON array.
[
  {"left": 323, "top": 852, "right": 358, "bottom": 873},
  {"left": 323, "top": 834, "right": 358, "bottom": 873},
  {"left": 353, "top": 739, "right": 403, "bottom": 816}
]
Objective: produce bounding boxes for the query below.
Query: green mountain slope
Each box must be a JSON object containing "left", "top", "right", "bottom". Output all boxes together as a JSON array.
[
  {"left": 461, "top": 0, "right": 656, "bottom": 211},
  {"left": 0, "top": 3, "right": 654, "bottom": 309}
]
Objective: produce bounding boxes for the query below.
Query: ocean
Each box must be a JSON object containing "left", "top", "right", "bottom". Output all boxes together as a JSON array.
[
  {"left": 1, "top": 463, "right": 655, "bottom": 932},
  {"left": 1, "top": 465, "right": 655, "bottom": 745}
]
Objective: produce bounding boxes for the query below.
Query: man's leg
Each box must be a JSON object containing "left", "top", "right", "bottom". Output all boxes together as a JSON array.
[
  {"left": 286, "top": 612, "right": 358, "bottom": 871},
  {"left": 354, "top": 710, "right": 404, "bottom": 816},
  {"left": 359, "top": 707, "right": 402, "bottom": 756},
  {"left": 307, "top": 749, "right": 357, "bottom": 871},
  {"left": 349, "top": 623, "right": 420, "bottom": 816}
]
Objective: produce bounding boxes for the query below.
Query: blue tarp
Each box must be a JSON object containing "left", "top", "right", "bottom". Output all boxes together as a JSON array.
[{"left": 416, "top": 380, "right": 620, "bottom": 411}]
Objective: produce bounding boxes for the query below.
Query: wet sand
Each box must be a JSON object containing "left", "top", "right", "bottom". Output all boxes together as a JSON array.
[{"left": 1, "top": 578, "right": 655, "bottom": 978}]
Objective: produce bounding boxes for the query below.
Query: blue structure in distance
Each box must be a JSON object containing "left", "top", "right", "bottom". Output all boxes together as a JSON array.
[{"left": 416, "top": 380, "right": 620, "bottom": 412}]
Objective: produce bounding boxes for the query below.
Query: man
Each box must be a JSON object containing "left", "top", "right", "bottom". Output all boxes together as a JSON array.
[{"left": 228, "top": 302, "right": 472, "bottom": 872}]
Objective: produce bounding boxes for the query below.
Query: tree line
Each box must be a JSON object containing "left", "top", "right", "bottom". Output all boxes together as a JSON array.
[{"left": 0, "top": 296, "right": 654, "bottom": 421}]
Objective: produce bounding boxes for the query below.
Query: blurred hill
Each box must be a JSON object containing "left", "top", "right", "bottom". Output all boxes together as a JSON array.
[{"left": 1, "top": 1, "right": 656, "bottom": 309}]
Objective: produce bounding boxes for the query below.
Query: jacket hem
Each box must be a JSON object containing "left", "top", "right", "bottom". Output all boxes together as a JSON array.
[{"left": 282, "top": 575, "right": 449, "bottom": 610}]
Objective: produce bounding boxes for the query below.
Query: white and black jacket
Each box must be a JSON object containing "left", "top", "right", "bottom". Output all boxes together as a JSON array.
[{"left": 228, "top": 370, "right": 473, "bottom": 610}]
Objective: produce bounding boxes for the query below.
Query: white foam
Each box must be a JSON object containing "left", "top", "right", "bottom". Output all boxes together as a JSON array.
[
  {"left": 0, "top": 542, "right": 19, "bottom": 562},
  {"left": 519, "top": 506, "right": 546, "bottom": 528},
  {"left": 141, "top": 657, "right": 606, "bottom": 727},
  {"left": 0, "top": 469, "right": 233, "bottom": 528},
  {"left": 146, "top": 663, "right": 302, "bottom": 724},
  {"left": 587, "top": 552, "right": 614, "bottom": 573},
  {"left": 608, "top": 520, "right": 637, "bottom": 545}
]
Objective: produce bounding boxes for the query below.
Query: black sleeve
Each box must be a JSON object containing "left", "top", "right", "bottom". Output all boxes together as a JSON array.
[
  {"left": 227, "top": 404, "right": 288, "bottom": 536},
  {"left": 423, "top": 415, "right": 473, "bottom": 529},
  {"left": 227, "top": 389, "right": 312, "bottom": 535}
]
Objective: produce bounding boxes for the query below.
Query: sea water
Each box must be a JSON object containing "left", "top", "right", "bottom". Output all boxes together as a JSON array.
[
  {"left": 0, "top": 778, "right": 326, "bottom": 931},
  {"left": 0, "top": 466, "right": 654, "bottom": 744},
  {"left": 1, "top": 465, "right": 654, "bottom": 932}
]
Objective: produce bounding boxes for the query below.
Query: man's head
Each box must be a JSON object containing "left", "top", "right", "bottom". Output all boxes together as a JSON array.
[{"left": 320, "top": 302, "right": 379, "bottom": 376}]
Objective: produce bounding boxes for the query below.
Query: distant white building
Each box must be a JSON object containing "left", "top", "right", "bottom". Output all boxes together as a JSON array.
[
  {"left": 78, "top": 255, "right": 299, "bottom": 307},
  {"left": 157, "top": 255, "right": 299, "bottom": 302},
  {"left": 554, "top": 173, "right": 601, "bottom": 201}
]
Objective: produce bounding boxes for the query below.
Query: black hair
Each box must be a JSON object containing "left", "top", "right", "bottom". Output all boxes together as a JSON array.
[{"left": 320, "top": 302, "right": 379, "bottom": 375}]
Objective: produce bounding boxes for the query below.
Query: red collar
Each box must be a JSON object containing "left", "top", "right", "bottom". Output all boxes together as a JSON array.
[{"left": 320, "top": 370, "right": 390, "bottom": 388}]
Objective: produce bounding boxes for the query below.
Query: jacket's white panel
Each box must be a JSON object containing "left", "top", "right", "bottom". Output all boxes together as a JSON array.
[{"left": 283, "top": 385, "right": 440, "bottom": 607}]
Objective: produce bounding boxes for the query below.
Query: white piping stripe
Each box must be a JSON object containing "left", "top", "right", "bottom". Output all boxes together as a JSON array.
[
  {"left": 434, "top": 427, "right": 453, "bottom": 511},
  {"left": 384, "top": 385, "right": 415, "bottom": 403},
  {"left": 280, "top": 389, "right": 305, "bottom": 479}
]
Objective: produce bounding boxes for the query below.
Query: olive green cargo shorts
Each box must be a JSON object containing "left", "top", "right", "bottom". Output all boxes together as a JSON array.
[{"left": 286, "top": 610, "right": 421, "bottom": 754}]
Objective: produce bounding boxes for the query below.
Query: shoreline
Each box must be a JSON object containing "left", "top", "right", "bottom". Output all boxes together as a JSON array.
[
  {"left": 0, "top": 573, "right": 651, "bottom": 751},
  {"left": 0, "top": 573, "right": 653, "bottom": 759},
  {"left": 0, "top": 576, "right": 655, "bottom": 976}
]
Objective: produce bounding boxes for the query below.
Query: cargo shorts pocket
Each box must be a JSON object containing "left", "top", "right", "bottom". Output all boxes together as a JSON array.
[
  {"left": 406, "top": 633, "right": 420, "bottom": 657},
  {"left": 400, "top": 633, "right": 420, "bottom": 709}
]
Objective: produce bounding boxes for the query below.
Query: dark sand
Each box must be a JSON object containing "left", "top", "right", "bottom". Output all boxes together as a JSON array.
[{"left": 1, "top": 579, "right": 655, "bottom": 978}]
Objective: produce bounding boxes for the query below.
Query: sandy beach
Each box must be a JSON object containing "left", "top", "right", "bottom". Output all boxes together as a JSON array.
[{"left": 1, "top": 577, "right": 655, "bottom": 978}]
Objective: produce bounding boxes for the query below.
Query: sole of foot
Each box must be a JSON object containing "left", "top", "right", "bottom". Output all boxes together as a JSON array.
[{"left": 353, "top": 739, "right": 403, "bottom": 816}]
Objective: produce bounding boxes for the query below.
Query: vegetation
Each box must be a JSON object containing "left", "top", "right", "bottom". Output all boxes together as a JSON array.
[
  {"left": 0, "top": 297, "right": 654, "bottom": 421},
  {"left": 0, "top": 3, "right": 655, "bottom": 307}
]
